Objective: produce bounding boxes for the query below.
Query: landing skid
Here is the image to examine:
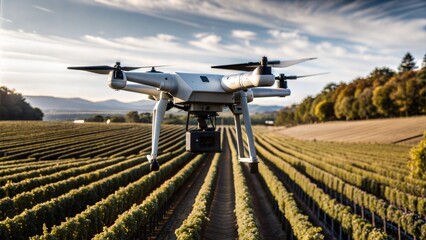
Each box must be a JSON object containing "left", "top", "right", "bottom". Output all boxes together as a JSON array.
[
  {"left": 150, "top": 160, "right": 160, "bottom": 171},
  {"left": 232, "top": 90, "right": 259, "bottom": 174},
  {"left": 249, "top": 162, "right": 258, "bottom": 174}
]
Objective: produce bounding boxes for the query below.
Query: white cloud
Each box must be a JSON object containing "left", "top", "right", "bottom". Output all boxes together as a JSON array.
[
  {"left": 86, "top": 0, "right": 425, "bottom": 53},
  {"left": 1, "top": 4, "right": 423, "bottom": 106},
  {"left": 156, "top": 33, "right": 176, "bottom": 42},
  {"left": 33, "top": 5, "right": 53, "bottom": 13},
  {"left": 190, "top": 33, "right": 222, "bottom": 51},
  {"left": 1, "top": 16, "right": 12, "bottom": 23},
  {"left": 231, "top": 30, "right": 256, "bottom": 40}
]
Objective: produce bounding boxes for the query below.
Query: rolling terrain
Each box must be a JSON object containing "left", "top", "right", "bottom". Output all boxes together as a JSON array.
[{"left": 279, "top": 116, "right": 426, "bottom": 145}]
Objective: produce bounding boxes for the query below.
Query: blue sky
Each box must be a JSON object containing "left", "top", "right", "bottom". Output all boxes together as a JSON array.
[{"left": 1, "top": 0, "right": 425, "bottom": 106}]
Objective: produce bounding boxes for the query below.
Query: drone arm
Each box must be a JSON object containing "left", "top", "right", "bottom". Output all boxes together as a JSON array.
[
  {"left": 147, "top": 92, "right": 170, "bottom": 163},
  {"left": 250, "top": 88, "right": 291, "bottom": 98},
  {"left": 125, "top": 72, "right": 176, "bottom": 93},
  {"left": 221, "top": 72, "right": 275, "bottom": 92},
  {"left": 121, "top": 83, "right": 160, "bottom": 99}
]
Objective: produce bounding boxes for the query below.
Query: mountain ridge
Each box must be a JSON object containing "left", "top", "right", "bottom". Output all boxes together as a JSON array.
[{"left": 25, "top": 95, "right": 282, "bottom": 116}]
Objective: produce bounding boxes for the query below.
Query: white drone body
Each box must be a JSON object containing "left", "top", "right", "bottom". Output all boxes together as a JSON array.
[{"left": 69, "top": 56, "right": 321, "bottom": 172}]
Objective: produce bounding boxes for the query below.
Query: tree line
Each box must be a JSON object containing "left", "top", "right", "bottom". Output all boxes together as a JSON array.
[
  {"left": 0, "top": 86, "right": 44, "bottom": 120},
  {"left": 275, "top": 53, "right": 426, "bottom": 126},
  {"left": 86, "top": 111, "right": 276, "bottom": 126}
]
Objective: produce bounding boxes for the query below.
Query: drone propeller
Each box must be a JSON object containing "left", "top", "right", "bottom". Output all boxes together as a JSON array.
[
  {"left": 68, "top": 62, "right": 142, "bottom": 75},
  {"left": 67, "top": 62, "right": 168, "bottom": 75},
  {"left": 275, "top": 72, "right": 329, "bottom": 80},
  {"left": 211, "top": 56, "right": 317, "bottom": 71},
  {"left": 275, "top": 72, "right": 328, "bottom": 89}
]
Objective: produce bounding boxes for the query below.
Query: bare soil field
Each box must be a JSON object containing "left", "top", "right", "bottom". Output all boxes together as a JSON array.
[{"left": 277, "top": 116, "right": 426, "bottom": 145}]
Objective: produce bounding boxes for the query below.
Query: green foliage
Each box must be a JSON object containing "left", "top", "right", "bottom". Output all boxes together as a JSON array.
[
  {"left": 33, "top": 150, "right": 191, "bottom": 239},
  {"left": 314, "top": 99, "right": 334, "bottom": 122},
  {"left": 255, "top": 131, "right": 425, "bottom": 239},
  {"left": 125, "top": 111, "right": 140, "bottom": 123},
  {"left": 0, "top": 86, "right": 44, "bottom": 120},
  {"left": 408, "top": 132, "right": 426, "bottom": 178},
  {"left": 85, "top": 115, "right": 104, "bottom": 122},
  {"left": 275, "top": 52, "right": 426, "bottom": 126},
  {"left": 139, "top": 112, "right": 151, "bottom": 123},
  {"left": 109, "top": 115, "right": 125, "bottom": 122},
  {"left": 93, "top": 154, "right": 206, "bottom": 239},
  {"left": 258, "top": 157, "right": 324, "bottom": 239}
]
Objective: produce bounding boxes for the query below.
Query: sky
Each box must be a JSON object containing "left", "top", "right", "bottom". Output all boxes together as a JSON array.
[{"left": 1, "top": 0, "right": 425, "bottom": 106}]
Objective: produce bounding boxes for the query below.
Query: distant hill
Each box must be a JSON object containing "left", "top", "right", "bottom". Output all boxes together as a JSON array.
[
  {"left": 248, "top": 104, "right": 282, "bottom": 113},
  {"left": 25, "top": 95, "right": 281, "bottom": 120},
  {"left": 277, "top": 116, "right": 426, "bottom": 145},
  {"left": 25, "top": 96, "right": 155, "bottom": 113}
]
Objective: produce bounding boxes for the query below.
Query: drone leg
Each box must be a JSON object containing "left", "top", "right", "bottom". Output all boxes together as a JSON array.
[
  {"left": 147, "top": 92, "right": 169, "bottom": 171},
  {"left": 240, "top": 91, "right": 258, "bottom": 173},
  {"left": 233, "top": 114, "right": 245, "bottom": 159}
]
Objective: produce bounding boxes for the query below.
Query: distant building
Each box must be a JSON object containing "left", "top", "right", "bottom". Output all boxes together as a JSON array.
[
  {"left": 265, "top": 120, "right": 274, "bottom": 126},
  {"left": 73, "top": 120, "right": 85, "bottom": 124}
]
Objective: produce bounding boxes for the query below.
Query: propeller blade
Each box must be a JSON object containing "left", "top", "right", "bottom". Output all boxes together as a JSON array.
[
  {"left": 121, "top": 67, "right": 141, "bottom": 71},
  {"left": 211, "top": 57, "right": 317, "bottom": 71},
  {"left": 269, "top": 58, "right": 317, "bottom": 68},
  {"left": 67, "top": 66, "right": 114, "bottom": 75},
  {"left": 211, "top": 62, "right": 259, "bottom": 71},
  {"left": 293, "top": 72, "right": 329, "bottom": 79},
  {"left": 141, "top": 65, "right": 170, "bottom": 68},
  {"left": 275, "top": 72, "right": 329, "bottom": 80}
]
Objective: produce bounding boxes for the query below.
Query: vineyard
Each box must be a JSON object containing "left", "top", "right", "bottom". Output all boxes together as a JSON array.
[{"left": 0, "top": 121, "right": 424, "bottom": 240}]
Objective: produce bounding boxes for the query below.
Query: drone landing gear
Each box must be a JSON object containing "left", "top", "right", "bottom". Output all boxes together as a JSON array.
[
  {"left": 150, "top": 159, "right": 160, "bottom": 171},
  {"left": 147, "top": 92, "right": 170, "bottom": 172},
  {"left": 249, "top": 162, "right": 258, "bottom": 174},
  {"left": 232, "top": 91, "right": 258, "bottom": 174}
]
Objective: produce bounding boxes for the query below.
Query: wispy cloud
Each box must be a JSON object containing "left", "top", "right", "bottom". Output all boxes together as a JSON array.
[
  {"left": 2, "top": 0, "right": 425, "bottom": 105},
  {"left": 1, "top": 26, "right": 408, "bottom": 105},
  {"left": 231, "top": 30, "right": 256, "bottom": 40},
  {"left": 33, "top": 5, "right": 53, "bottom": 13},
  {"left": 0, "top": 16, "right": 12, "bottom": 23},
  {"left": 86, "top": 0, "right": 425, "bottom": 52}
]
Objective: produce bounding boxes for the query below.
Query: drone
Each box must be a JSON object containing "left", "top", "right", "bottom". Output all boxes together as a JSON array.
[{"left": 69, "top": 56, "right": 324, "bottom": 173}]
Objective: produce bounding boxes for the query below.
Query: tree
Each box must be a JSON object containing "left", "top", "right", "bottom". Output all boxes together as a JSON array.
[
  {"left": 0, "top": 86, "right": 44, "bottom": 120},
  {"left": 110, "top": 116, "right": 125, "bottom": 122},
  {"left": 314, "top": 100, "right": 334, "bottom": 122},
  {"left": 125, "top": 111, "right": 140, "bottom": 123},
  {"left": 369, "top": 67, "right": 394, "bottom": 87},
  {"left": 372, "top": 85, "right": 397, "bottom": 117},
  {"left": 93, "top": 115, "right": 104, "bottom": 122},
  {"left": 421, "top": 54, "right": 426, "bottom": 69},
  {"left": 357, "top": 88, "right": 376, "bottom": 119},
  {"left": 85, "top": 115, "right": 104, "bottom": 122},
  {"left": 398, "top": 52, "right": 416, "bottom": 73},
  {"left": 139, "top": 112, "right": 151, "bottom": 123}
]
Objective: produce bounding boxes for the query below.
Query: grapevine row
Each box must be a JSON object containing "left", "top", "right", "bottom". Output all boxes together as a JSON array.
[
  {"left": 92, "top": 153, "right": 207, "bottom": 239},
  {"left": 174, "top": 152, "right": 221, "bottom": 239},
  {"left": 32, "top": 150, "right": 197, "bottom": 239},
  {"left": 263, "top": 134, "right": 426, "bottom": 217},
  {"left": 0, "top": 149, "right": 185, "bottom": 239},
  {"left": 258, "top": 156, "right": 325, "bottom": 239},
  {"left": 226, "top": 127, "right": 261, "bottom": 239},
  {"left": 255, "top": 137, "right": 391, "bottom": 240}
]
